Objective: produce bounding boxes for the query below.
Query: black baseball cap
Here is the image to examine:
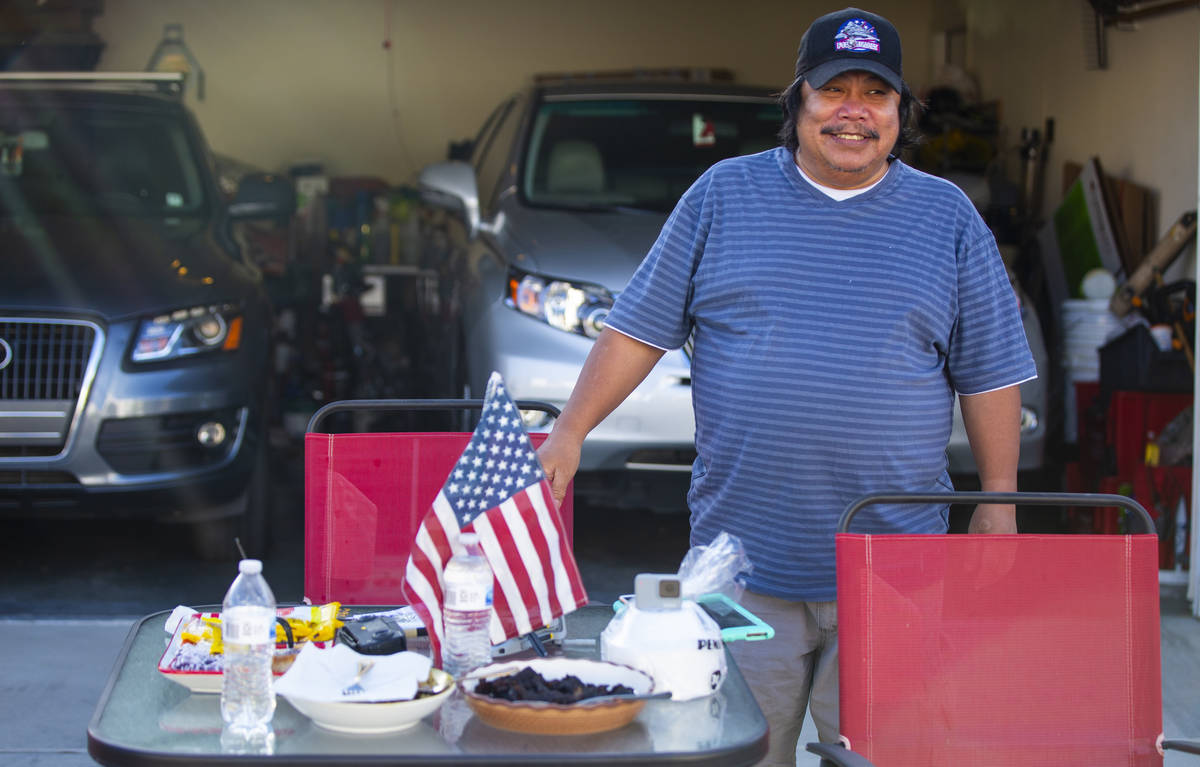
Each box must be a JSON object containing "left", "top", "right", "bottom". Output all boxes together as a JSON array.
[{"left": 793, "top": 7, "right": 903, "bottom": 92}]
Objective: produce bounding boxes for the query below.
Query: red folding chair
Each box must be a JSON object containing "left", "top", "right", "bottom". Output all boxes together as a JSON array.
[
  {"left": 807, "top": 491, "right": 1200, "bottom": 766},
  {"left": 303, "top": 399, "right": 573, "bottom": 607}
]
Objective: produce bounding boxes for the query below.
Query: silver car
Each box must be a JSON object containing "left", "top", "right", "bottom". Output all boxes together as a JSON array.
[{"left": 415, "top": 73, "right": 1047, "bottom": 510}]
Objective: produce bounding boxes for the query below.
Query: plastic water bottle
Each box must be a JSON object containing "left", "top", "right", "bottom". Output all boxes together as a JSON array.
[
  {"left": 220, "top": 559, "right": 277, "bottom": 737},
  {"left": 442, "top": 533, "right": 493, "bottom": 676}
]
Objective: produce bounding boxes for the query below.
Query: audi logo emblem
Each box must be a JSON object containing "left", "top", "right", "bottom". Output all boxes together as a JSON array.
[{"left": 0, "top": 338, "right": 10, "bottom": 371}]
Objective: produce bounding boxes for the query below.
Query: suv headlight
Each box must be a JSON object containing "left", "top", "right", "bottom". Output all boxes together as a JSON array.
[
  {"left": 131, "top": 303, "right": 243, "bottom": 362},
  {"left": 506, "top": 268, "right": 613, "bottom": 339}
]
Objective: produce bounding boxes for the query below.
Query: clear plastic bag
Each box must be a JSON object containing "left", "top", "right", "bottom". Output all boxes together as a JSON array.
[{"left": 676, "top": 531, "right": 752, "bottom": 602}]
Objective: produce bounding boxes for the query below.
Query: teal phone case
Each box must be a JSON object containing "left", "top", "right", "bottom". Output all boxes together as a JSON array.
[{"left": 611, "top": 592, "right": 775, "bottom": 642}]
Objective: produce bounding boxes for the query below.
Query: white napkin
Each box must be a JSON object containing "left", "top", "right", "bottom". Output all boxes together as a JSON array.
[
  {"left": 165, "top": 605, "right": 198, "bottom": 635},
  {"left": 275, "top": 643, "right": 431, "bottom": 703}
]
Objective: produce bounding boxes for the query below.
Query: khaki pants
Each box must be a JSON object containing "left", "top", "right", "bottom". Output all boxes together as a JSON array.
[{"left": 727, "top": 591, "right": 838, "bottom": 767}]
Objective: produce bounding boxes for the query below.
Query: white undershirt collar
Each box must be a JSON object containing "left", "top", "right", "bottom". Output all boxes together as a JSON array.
[{"left": 794, "top": 157, "right": 886, "bottom": 201}]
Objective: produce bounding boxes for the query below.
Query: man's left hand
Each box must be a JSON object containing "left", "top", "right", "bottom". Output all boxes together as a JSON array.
[{"left": 968, "top": 503, "right": 1017, "bottom": 534}]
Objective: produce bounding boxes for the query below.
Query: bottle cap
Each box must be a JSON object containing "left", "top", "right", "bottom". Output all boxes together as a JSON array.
[{"left": 238, "top": 558, "right": 263, "bottom": 575}]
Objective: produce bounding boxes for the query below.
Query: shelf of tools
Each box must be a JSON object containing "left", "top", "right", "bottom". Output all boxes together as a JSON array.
[
  {"left": 274, "top": 169, "right": 437, "bottom": 439},
  {"left": 1068, "top": 210, "right": 1196, "bottom": 573}
]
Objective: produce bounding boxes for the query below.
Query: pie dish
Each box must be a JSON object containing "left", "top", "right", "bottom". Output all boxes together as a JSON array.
[{"left": 460, "top": 657, "right": 654, "bottom": 735}]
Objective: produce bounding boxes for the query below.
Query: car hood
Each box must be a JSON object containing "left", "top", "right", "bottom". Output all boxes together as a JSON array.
[
  {"left": 502, "top": 205, "right": 669, "bottom": 290},
  {"left": 0, "top": 215, "right": 247, "bottom": 320}
]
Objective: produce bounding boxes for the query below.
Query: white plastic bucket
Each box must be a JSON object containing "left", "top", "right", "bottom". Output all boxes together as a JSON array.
[{"left": 1060, "top": 299, "right": 1122, "bottom": 442}]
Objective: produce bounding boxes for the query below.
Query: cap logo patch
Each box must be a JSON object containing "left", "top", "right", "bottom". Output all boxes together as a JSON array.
[{"left": 834, "top": 19, "right": 880, "bottom": 53}]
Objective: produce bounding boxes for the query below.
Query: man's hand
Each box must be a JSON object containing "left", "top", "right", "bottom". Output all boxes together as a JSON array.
[
  {"left": 968, "top": 503, "right": 1017, "bottom": 534},
  {"left": 537, "top": 431, "right": 581, "bottom": 507},
  {"left": 532, "top": 327, "right": 666, "bottom": 507}
]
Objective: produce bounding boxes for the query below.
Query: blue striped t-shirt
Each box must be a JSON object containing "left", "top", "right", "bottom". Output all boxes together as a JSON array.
[{"left": 604, "top": 147, "right": 1037, "bottom": 601}]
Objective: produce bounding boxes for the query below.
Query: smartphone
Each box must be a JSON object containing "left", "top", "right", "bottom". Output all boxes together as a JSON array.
[
  {"left": 695, "top": 592, "right": 775, "bottom": 642},
  {"left": 612, "top": 591, "right": 774, "bottom": 642}
]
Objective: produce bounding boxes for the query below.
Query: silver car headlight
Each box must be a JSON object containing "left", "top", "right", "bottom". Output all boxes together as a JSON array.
[
  {"left": 131, "top": 303, "right": 243, "bottom": 362},
  {"left": 506, "top": 268, "right": 613, "bottom": 339}
]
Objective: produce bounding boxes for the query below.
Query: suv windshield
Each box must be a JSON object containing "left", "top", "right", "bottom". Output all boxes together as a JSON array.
[
  {"left": 523, "top": 96, "right": 779, "bottom": 213},
  {"left": 0, "top": 105, "right": 206, "bottom": 218}
]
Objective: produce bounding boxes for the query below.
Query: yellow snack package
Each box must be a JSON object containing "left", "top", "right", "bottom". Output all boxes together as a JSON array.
[{"left": 275, "top": 602, "right": 343, "bottom": 646}]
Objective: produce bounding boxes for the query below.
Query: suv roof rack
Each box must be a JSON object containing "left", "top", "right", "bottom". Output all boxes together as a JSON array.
[
  {"left": 0, "top": 71, "right": 185, "bottom": 97},
  {"left": 533, "top": 67, "right": 736, "bottom": 86}
]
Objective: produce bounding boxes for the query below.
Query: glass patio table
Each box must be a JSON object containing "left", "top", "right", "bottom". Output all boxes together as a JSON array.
[{"left": 88, "top": 603, "right": 768, "bottom": 766}]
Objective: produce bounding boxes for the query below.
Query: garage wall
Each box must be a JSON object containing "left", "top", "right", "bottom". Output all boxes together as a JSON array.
[
  {"left": 91, "top": 0, "right": 934, "bottom": 183},
  {"left": 88, "top": 0, "right": 1198, "bottom": 242},
  {"left": 959, "top": 0, "right": 1198, "bottom": 259}
]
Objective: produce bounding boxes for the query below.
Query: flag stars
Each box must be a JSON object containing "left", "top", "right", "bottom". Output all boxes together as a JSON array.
[{"left": 439, "top": 377, "right": 550, "bottom": 524}]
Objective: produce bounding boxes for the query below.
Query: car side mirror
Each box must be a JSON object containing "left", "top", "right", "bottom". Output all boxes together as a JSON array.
[
  {"left": 418, "top": 161, "right": 481, "bottom": 239},
  {"left": 228, "top": 172, "right": 295, "bottom": 221}
]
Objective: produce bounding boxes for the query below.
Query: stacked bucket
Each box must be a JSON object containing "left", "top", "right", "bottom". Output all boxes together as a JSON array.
[{"left": 1060, "top": 298, "right": 1123, "bottom": 442}]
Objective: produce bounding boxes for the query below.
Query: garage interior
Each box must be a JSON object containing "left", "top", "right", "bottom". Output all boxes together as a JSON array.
[
  {"left": 3, "top": 0, "right": 1199, "bottom": 604},
  {"left": 0, "top": 3, "right": 1198, "bottom": 764}
]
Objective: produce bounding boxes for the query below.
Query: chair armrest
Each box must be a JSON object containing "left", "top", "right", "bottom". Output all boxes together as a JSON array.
[
  {"left": 805, "top": 742, "right": 876, "bottom": 766},
  {"left": 1164, "top": 739, "right": 1200, "bottom": 755}
]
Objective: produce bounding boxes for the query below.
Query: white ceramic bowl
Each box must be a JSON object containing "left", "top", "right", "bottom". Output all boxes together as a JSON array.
[{"left": 281, "top": 668, "right": 454, "bottom": 734}]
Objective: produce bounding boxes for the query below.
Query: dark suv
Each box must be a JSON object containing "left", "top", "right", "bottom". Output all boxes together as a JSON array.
[{"left": 0, "top": 72, "right": 293, "bottom": 559}]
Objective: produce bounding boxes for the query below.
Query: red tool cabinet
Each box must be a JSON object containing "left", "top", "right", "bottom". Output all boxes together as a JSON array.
[{"left": 1067, "top": 385, "right": 1192, "bottom": 569}]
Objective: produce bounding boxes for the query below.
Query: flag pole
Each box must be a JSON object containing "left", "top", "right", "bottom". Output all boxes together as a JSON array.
[{"left": 525, "top": 630, "right": 548, "bottom": 657}]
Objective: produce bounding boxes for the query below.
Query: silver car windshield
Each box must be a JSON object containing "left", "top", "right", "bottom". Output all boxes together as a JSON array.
[
  {"left": 0, "top": 108, "right": 206, "bottom": 218},
  {"left": 522, "top": 96, "right": 779, "bottom": 214}
]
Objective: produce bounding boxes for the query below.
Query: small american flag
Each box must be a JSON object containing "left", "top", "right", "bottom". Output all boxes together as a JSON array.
[{"left": 403, "top": 372, "right": 588, "bottom": 667}]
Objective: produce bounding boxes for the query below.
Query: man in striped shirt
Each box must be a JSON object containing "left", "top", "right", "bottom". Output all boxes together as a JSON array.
[{"left": 537, "top": 7, "right": 1036, "bottom": 765}]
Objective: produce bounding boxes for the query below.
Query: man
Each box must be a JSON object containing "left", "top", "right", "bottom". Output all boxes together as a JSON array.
[{"left": 537, "top": 7, "right": 1035, "bottom": 765}]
